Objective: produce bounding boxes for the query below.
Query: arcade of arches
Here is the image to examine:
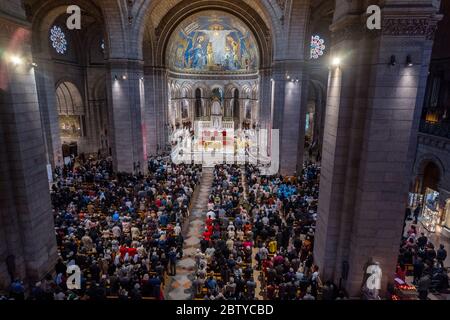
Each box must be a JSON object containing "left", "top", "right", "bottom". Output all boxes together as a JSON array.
[{"left": 0, "top": 0, "right": 449, "bottom": 300}]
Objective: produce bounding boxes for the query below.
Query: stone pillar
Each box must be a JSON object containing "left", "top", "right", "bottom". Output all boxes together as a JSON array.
[
  {"left": 143, "top": 66, "right": 168, "bottom": 156},
  {"left": 84, "top": 68, "right": 106, "bottom": 155},
  {"left": 33, "top": 57, "right": 63, "bottom": 168},
  {"left": 106, "top": 60, "right": 145, "bottom": 173},
  {"left": 0, "top": 16, "right": 57, "bottom": 289},
  {"left": 314, "top": 2, "right": 441, "bottom": 298},
  {"left": 273, "top": 61, "right": 308, "bottom": 175},
  {"left": 259, "top": 67, "right": 272, "bottom": 130}
]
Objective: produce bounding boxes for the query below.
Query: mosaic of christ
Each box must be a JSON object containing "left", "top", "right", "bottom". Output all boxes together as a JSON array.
[{"left": 168, "top": 12, "right": 259, "bottom": 73}]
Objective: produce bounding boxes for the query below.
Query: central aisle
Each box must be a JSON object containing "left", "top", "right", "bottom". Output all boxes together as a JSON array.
[{"left": 166, "top": 167, "right": 214, "bottom": 300}]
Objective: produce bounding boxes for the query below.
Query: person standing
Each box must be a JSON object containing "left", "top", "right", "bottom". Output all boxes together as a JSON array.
[
  {"left": 417, "top": 272, "right": 431, "bottom": 300},
  {"left": 414, "top": 206, "right": 422, "bottom": 224},
  {"left": 437, "top": 244, "right": 447, "bottom": 268},
  {"left": 168, "top": 247, "right": 177, "bottom": 276},
  {"left": 413, "top": 257, "right": 425, "bottom": 285}
]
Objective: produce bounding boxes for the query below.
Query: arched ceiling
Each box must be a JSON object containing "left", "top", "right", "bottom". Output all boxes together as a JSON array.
[
  {"left": 144, "top": 0, "right": 278, "bottom": 35},
  {"left": 23, "top": 0, "right": 104, "bottom": 58}
]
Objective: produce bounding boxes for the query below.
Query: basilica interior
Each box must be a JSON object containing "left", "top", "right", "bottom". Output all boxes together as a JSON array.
[{"left": 1, "top": 0, "right": 450, "bottom": 302}]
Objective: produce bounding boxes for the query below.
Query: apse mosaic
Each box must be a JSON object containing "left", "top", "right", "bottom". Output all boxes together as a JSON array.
[{"left": 167, "top": 12, "right": 259, "bottom": 73}]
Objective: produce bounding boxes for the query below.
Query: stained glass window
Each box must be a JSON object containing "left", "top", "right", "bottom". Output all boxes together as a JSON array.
[
  {"left": 310, "top": 35, "right": 325, "bottom": 60},
  {"left": 50, "top": 25, "right": 67, "bottom": 54}
]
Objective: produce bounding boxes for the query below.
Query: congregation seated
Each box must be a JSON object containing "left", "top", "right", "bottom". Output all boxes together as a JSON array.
[
  {"left": 25, "top": 156, "right": 201, "bottom": 301},
  {"left": 193, "top": 164, "right": 257, "bottom": 300},
  {"left": 247, "top": 163, "right": 335, "bottom": 300}
]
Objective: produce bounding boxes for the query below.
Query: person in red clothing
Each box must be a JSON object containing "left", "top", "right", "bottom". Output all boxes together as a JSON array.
[
  {"left": 119, "top": 245, "right": 128, "bottom": 259},
  {"left": 243, "top": 222, "right": 252, "bottom": 234},
  {"left": 262, "top": 259, "right": 272, "bottom": 275},
  {"left": 243, "top": 240, "right": 253, "bottom": 248},
  {"left": 128, "top": 245, "right": 137, "bottom": 258},
  {"left": 273, "top": 254, "right": 284, "bottom": 266},
  {"left": 202, "top": 227, "right": 212, "bottom": 241}
]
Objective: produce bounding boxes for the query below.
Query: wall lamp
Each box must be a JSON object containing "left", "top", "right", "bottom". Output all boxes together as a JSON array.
[
  {"left": 115, "top": 74, "right": 128, "bottom": 81},
  {"left": 331, "top": 57, "right": 341, "bottom": 67},
  {"left": 406, "top": 55, "right": 413, "bottom": 67},
  {"left": 6, "top": 54, "right": 37, "bottom": 69},
  {"left": 10, "top": 55, "right": 24, "bottom": 66}
]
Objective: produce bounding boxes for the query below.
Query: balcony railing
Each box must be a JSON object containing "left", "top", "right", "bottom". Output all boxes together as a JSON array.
[{"left": 419, "top": 120, "right": 450, "bottom": 139}]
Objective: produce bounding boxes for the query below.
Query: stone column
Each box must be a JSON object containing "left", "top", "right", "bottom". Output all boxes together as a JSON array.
[
  {"left": 273, "top": 61, "right": 308, "bottom": 175},
  {"left": 314, "top": 2, "right": 441, "bottom": 298},
  {"left": 106, "top": 60, "right": 145, "bottom": 173},
  {"left": 0, "top": 16, "right": 57, "bottom": 289},
  {"left": 33, "top": 57, "right": 63, "bottom": 168},
  {"left": 143, "top": 66, "right": 168, "bottom": 156},
  {"left": 259, "top": 67, "right": 272, "bottom": 148}
]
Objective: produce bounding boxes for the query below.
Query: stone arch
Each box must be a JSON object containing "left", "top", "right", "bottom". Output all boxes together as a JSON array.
[
  {"left": 180, "top": 82, "right": 194, "bottom": 99},
  {"left": 241, "top": 84, "right": 252, "bottom": 99},
  {"left": 140, "top": 0, "right": 273, "bottom": 69},
  {"left": 410, "top": 154, "right": 445, "bottom": 195},
  {"left": 136, "top": 0, "right": 281, "bottom": 64},
  {"left": 195, "top": 83, "right": 210, "bottom": 98},
  {"left": 55, "top": 81, "right": 84, "bottom": 115},
  {"left": 27, "top": 0, "right": 104, "bottom": 58},
  {"left": 414, "top": 154, "right": 445, "bottom": 182},
  {"left": 92, "top": 74, "right": 107, "bottom": 101},
  {"left": 172, "top": 82, "right": 182, "bottom": 100}
]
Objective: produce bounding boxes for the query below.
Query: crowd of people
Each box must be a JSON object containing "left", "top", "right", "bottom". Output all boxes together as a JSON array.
[
  {"left": 397, "top": 222, "right": 449, "bottom": 299},
  {"left": 192, "top": 164, "right": 257, "bottom": 300},
  {"left": 3, "top": 154, "right": 359, "bottom": 301},
  {"left": 10, "top": 156, "right": 201, "bottom": 300},
  {"left": 189, "top": 162, "right": 346, "bottom": 300},
  {"left": 248, "top": 163, "right": 345, "bottom": 300}
]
